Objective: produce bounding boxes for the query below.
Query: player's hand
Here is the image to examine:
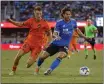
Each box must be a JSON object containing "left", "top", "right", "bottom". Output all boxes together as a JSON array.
[
  {"left": 55, "top": 36, "right": 61, "bottom": 40},
  {"left": 85, "top": 37, "right": 92, "bottom": 40}
]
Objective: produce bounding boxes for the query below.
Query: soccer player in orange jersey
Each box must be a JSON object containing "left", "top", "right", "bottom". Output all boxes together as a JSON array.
[
  {"left": 8, "top": 6, "right": 52, "bottom": 75},
  {"left": 68, "top": 30, "right": 79, "bottom": 58}
]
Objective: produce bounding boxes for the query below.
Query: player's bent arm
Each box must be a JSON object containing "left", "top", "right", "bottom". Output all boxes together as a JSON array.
[
  {"left": 8, "top": 18, "right": 24, "bottom": 27},
  {"left": 53, "top": 31, "right": 59, "bottom": 37},
  {"left": 75, "top": 28, "right": 86, "bottom": 39},
  {"left": 53, "top": 31, "right": 61, "bottom": 40},
  {"left": 93, "top": 29, "right": 98, "bottom": 33}
]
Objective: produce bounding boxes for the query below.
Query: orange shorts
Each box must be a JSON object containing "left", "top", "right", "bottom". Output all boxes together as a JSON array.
[{"left": 21, "top": 42, "right": 42, "bottom": 60}]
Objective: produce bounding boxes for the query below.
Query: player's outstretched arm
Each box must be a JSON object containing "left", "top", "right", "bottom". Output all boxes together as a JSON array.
[
  {"left": 8, "top": 18, "right": 24, "bottom": 27},
  {"left": 92, "top": 29, "right": 98, "bottom": 33},
  {"left": 75, "top": 28, "right": 87, "bottom": 39}
]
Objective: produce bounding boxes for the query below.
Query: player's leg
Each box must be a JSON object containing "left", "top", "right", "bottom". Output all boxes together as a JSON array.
[
  {"left": 72, "top": 38, "right": 79, "bottom": 52},
  {"left": 9, "top": 49, "right": 28, "bottom": 75},
  {"left": 68, "top": 40, "right": 74, "bottom": 56},
  {"left": 72, "top": 43, "right": 77, "bottom": 52},
  {"left": 67, "top": 42, "right": 72, "bottom": 59},
  {"left": 92, "top": 45, "right": 96, "bottom": 60},
  {"left": 70, "top": 43, "right": 74, "bottom": 54},
  {"left": 84, "top": 41, "right": 88, "bottom": 59},
  {"left": 90, "top": 38, "right": 96, "bottom": 60},
  {"left": 70, "top": 38, "right": 75, "bottom": 54},
  {"left": 26, "top": 56, "right": 36, "bottom": 68},
  {"left": 35, "top": 50, "right": 50, "bottom": 74},
  {"left": 9, "top": 43, "right": 30, "bottom": 75},
  {"left": 44, "top": 47, "right": 68, "bottom": 75},
  {"left": 35, "top": 44, "right": 59, "bottom": 74},
  {"left": 36, "top": 51, "right": 49, "bottom": 67},
  {"left": 68, "top": 49, "right": 71, "bottom": 59},
  {"left": 26, "top": 46, "right": 43, "bottom": 68}
]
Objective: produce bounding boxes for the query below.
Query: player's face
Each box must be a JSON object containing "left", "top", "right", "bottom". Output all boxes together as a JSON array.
[
  {"left": 87, "top": 19, "right": 92, "bottom": 25},
  {"left": 34, "top": 10, "right": 42, "bottom": 20},
  {"left": 63, "top": 11, "right": 71, "bottom": 21}
]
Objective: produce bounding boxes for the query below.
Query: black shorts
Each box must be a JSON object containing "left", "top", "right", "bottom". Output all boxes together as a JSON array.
[
  {"left": 86, "top": 38, "right": 95, "bottom": 47},
  {"left": 45, "top": 43, "right": 68, "bottom": 56}
]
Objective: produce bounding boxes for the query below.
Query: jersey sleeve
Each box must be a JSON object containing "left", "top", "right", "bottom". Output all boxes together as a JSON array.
[
  {"left": 92, "top": 25, "right": 97, "bottom": 30},
  {"left": 23, "top": 18, "right": 32, "bottom": 28}
]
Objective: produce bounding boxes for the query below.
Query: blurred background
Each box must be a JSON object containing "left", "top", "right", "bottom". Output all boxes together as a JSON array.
[{"left": 1, "top": 1, "right": 103, "bottom": 50}]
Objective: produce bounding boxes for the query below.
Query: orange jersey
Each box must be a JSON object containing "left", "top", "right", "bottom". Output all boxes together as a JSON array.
[
  {"left": 69, "top": 31, "right": 79, "bottom": 47},
  {"left": 23, "top": 18, "right": 50, "bottom": 46}
]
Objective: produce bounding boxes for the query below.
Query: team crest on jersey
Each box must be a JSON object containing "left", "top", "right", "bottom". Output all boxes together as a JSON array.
[
  {"left": 63, "top": 29, "right": 68, "bottom": 31},
  {"left": 63, "top": 28, "right": 70, "bottom": 34},
  {"left": 37, "top": 24, "right": 41, "bottom": 28}
]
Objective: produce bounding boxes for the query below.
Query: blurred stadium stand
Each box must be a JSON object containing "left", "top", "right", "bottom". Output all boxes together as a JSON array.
[
  {"left": 1, "top": 1, "right": 103, "bottom": 44},
  {"left": 1, "top": 1, "right": 103, "bottom": 21}
]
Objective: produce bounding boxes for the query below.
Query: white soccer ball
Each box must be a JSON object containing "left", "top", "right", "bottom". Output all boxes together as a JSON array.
[{"left": 80, "top": 66, "right": 90, "bottom": 76}]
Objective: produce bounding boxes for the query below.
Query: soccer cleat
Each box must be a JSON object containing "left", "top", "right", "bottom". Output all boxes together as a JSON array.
[
  {"left": 93, "top": 55, "right": 96, "bottom": 60},
  {"left": 67, "top": 55, "right": 71, "bottom": 59},
  {"left": 85, "top": 55, "right": 88, "bottom": 59},
  {"left": 72, "top": 52, "right": 74, "bottom": 54},
  {"left": 44, "top": 68, "right": 52, "bottom": 75},
  {"left": 76, "top": 50, "right": 79, "bottom": 53},
  {"left": 9, "top": 71, "right": 16, "bottom": 76}
]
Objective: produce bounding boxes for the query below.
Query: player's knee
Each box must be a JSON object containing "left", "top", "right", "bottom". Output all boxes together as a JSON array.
[
  {"left": 56, "top": 57, "right": 62, "bottom": 61},
  {"left": 40, "top": 56, "right": 45, "bottom": 60},
  {"left": 40, "top": 56, "right": 47, "bottom": 61},
  {"left": 57, "top": 52, "right": 67, "bottom": 59},
  {"left": 57, "top": 57, "right": 63, "bottom": 60},
  {"left": 40, "top": 51, "right": 49, "bottom": 60}
]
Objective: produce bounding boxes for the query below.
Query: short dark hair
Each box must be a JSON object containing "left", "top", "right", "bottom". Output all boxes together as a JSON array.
[
  {"left": 61, "top": 7, "right": 71, "bottom": 18},
  {"left": 34, "top": 6, "right": 42, "bottom": 11}
]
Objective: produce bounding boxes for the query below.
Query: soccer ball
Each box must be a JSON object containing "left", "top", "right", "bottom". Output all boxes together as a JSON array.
[{"left": 80, "top": 66, "right": 90, "bottom": 76}]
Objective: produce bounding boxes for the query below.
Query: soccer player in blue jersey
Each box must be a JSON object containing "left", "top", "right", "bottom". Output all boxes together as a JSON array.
[{"left": 35, "top": 7, "right": 88, "bottom": 75}]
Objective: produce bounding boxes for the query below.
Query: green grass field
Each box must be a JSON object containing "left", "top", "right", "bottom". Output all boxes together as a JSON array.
[{"left": 1, "top": 50, "right": 103, "bottom": 83}]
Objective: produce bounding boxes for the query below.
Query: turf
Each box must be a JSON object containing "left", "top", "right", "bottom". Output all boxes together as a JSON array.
[{"left": 1, "top": 50, "right": 103, "bottom": 83}]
